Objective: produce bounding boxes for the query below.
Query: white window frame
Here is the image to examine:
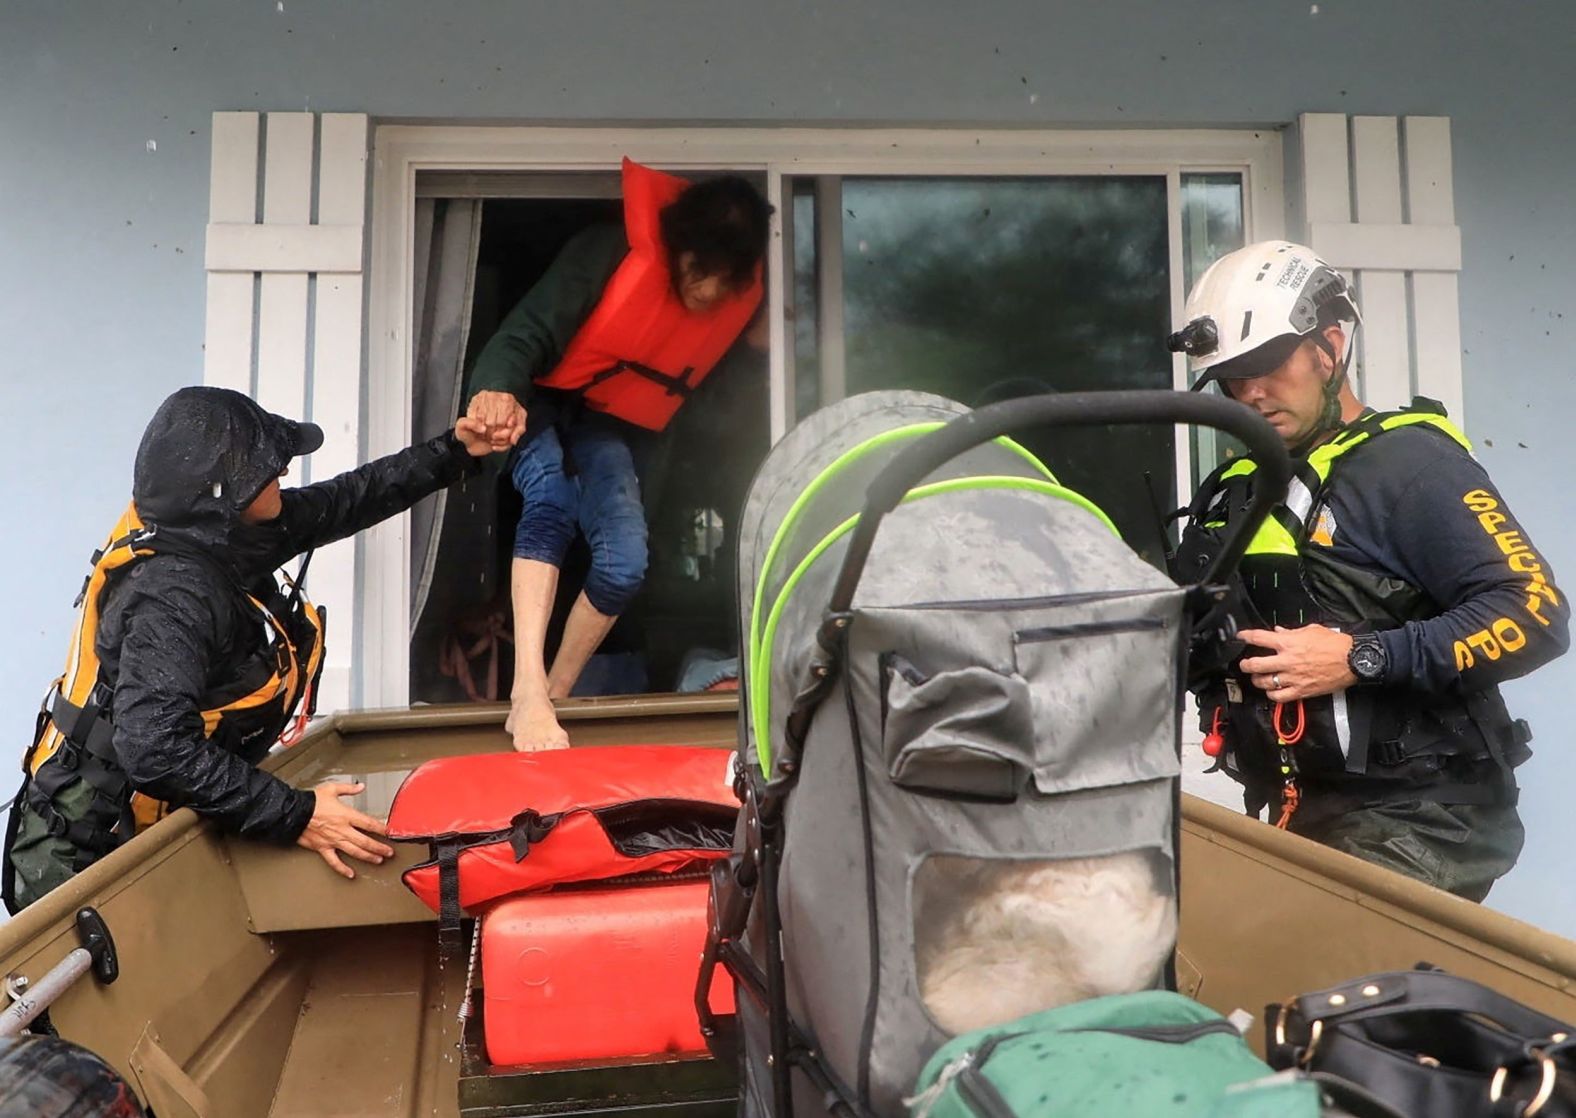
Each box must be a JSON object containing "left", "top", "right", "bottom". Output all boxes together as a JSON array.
[{"left": 364, "top": 124, "right": 1284, "bottom": 707}]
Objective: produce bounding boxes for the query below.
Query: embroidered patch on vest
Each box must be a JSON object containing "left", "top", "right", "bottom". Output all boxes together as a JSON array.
[{"left": 1310, "top": 504, "right": 1338, "bottom": 547}]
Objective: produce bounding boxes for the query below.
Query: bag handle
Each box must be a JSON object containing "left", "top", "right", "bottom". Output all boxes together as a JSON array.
[
  {"left": 1310, "top": 1072, "right": 1411, "bottom": 1118},
  {"left": 1291, "top": 970, "right": 1573, "bottom": 1044}
]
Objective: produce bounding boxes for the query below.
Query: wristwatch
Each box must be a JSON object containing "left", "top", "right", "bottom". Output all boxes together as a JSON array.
[{"left": 1347, "top": 633, "right": 1388, "bottom": 684}]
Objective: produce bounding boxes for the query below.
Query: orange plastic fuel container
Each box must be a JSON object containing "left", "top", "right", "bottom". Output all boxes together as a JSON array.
[{"left": 480, "top": 878, "right": 735, "bottom": 1066}]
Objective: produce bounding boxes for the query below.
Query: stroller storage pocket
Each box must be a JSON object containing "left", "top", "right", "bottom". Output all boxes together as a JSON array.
[
  {"left": 1011, "top": 606, "right": 1180, "bottom": 794},
  {"left": 881, "top": 653, "right": 1035, "bottom": 801}
]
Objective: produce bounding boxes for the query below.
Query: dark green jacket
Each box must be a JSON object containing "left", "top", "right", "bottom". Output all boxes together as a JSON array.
[{"left": 466, "top": 224, "right": 629, "bottom": 406}]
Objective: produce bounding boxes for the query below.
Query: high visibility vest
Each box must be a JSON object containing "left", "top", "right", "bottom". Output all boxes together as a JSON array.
[{"left": 1174, "top": 402, "right": 1525, "bottom": 804}]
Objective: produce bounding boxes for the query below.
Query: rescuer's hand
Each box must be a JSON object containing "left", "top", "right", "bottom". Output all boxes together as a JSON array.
[
  {"left": 297, "top": 781, "right": 396, "bottom": 880},
  {"left": 467, "top": 390, "right": 528, "bottom": 450},
  {"left": 1238, "top": 624, "right": 1358, "bottom": 702},
  {"left": 454, "top": 415, "right": 512, "bottom": 456}
]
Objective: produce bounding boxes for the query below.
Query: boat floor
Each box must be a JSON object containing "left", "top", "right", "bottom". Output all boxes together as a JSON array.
[
  {"left": 263, "top": 925, "right": 461, "bottom": 1118},
  {"left": 264, "top": 923, "right": 736, "bottom": 1118}
]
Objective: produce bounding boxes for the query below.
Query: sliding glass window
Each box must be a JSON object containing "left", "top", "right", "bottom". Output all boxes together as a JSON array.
[{"left": 787, "top": 171, "right": 1245, "bottom": 562}]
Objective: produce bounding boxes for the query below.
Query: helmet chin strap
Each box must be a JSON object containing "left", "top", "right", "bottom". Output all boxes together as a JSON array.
[{"left": 1289, "top": 323, "right": 1358, "bottom": 455}]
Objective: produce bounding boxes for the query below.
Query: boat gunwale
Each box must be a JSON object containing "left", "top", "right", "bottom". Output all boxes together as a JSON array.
[{"left": 1184, "top": 795, "right": 1576, "bottom": 984}]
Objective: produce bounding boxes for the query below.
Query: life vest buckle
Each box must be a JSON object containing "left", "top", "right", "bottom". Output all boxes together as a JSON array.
[
  {"left": 43, "top": 808, "right": 69, "bottom": 839},
  {"left": 54, "top": 742, "right": 80, "bottom": 772}
]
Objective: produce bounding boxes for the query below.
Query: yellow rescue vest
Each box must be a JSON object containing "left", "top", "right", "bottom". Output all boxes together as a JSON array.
[{"left": 23, "top": 503, "right": 325, "bottom": 834}]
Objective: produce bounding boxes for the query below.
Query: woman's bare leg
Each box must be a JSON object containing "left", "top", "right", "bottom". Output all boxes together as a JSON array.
[
  {"left": 506, "top": 558, "right": 570, "bottom": 751},
  {"left": 546, "top": 591, "right": 620, "bottom": 700}
]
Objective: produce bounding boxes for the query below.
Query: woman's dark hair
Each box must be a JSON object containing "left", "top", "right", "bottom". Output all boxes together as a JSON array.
[{"left": 659, "top": 176, "right": 774, "bottom": 291}]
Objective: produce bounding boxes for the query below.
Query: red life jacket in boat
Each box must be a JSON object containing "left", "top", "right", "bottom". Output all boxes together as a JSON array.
[
  {"left": 533, "top": 158, "right": 764, "bottom": 432},
  {"left": 386, "top": 745, "right": 739, "bottom": 922}
]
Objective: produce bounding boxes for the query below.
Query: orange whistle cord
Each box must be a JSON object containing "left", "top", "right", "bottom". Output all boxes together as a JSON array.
[
  {"left": 1274, "top": 780, "right": 1302, "bottom": 830},
  {"left": 1272, "top": 699, "right": 1307, "bottom": 829},
  {"left": 278, "top": 677, "right": 317, "bottom": 748},
  {"left": 1274, "top": 699, "right": 1306, "bottom": 745}
]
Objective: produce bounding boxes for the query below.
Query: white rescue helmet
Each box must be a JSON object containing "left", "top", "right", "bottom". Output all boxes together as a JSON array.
[{"left": 1168, "top": 240, "right": 1361, "bottom": 390}]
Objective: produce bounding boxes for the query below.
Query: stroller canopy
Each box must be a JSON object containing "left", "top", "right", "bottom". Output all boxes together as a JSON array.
[{"left": 737, "top": 390, "right": 1169, "bottom": 778}]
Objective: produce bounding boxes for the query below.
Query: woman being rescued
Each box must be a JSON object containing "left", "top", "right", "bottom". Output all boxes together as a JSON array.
[{"left": 464, "top": 158, "right": 771, "bottom": 751}]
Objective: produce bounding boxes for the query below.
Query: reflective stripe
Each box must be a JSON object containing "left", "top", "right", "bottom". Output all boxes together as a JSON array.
[
  {"left": 748, "top": 424, "right": 1056, "bottom": 749},
  {"left": 1245, "top": 518, "right": 1299, "bottom": 557},
  {"left": 1284, "top": 476, "right": 1315, "bottom": 524}
]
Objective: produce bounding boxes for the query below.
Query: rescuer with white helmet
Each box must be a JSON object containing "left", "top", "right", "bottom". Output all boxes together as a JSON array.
[{"left": 1168, "top": 240, "right": 1567, "bottom": 901}]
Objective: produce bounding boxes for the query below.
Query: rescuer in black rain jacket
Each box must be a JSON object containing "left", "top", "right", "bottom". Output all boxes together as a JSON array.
[{"left": 5, "top": 386, "right": 519, "bottom": 911}]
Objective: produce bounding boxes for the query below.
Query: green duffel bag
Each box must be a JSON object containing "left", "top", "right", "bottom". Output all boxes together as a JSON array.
[{"left": 909, "top": 990, "right": 1390, "bottom": 1118}]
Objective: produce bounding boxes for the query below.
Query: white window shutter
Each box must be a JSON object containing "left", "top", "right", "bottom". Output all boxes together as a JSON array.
[
  {"left": 1292, "top": 113, "right": 1462, "bottom": 419},
  {"left": 203, "top": 111, "right": 370, "bottom": 717},
  {"left": 1297, "top": 112, "right": 1465, "bottom": 422}
]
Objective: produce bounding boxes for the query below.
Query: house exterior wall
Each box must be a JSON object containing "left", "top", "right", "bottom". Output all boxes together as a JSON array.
[{"left": 3, "top": 0, "right": 1573, "bottom": 932}]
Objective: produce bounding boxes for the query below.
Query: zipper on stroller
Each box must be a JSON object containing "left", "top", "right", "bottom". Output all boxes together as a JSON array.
[
  {"left": 901, "top": 587, "right": 1160, "bottom": 614},
  {"left": 1014, "top": 616, "right": 1168, "bottom": 643}
]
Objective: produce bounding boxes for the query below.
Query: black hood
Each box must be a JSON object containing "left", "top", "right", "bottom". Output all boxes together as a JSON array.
[{"left": 132, "top": 387, "right": 323, "bottom": 553}]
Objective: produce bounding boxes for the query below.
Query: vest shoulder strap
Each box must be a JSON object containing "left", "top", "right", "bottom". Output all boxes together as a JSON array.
[
  {"left": 1322, "top": 398, "right": 1472, "bottom": 462},
  {"left": 1223, "top": 399, "right": 1469, "bottom": 558}
]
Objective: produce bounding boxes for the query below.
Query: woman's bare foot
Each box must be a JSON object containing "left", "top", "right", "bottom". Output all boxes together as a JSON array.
[{"left": 509, "top": 700, "right": 570, "bottom": 751}]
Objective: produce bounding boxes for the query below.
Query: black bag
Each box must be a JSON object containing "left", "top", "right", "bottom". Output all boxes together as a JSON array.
[{"left": 1267, "top": 966, "right": 1576, "bottom": 1117}]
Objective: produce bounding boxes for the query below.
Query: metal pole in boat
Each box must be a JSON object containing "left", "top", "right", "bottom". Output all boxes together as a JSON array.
[{"left": 0, "top": 907, "right": 119, "bottom": 1037}]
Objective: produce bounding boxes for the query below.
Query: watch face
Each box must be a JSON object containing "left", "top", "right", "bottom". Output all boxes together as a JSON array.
[{"left": 1353, "top": 643, "right": 1384, "bottom": 679}]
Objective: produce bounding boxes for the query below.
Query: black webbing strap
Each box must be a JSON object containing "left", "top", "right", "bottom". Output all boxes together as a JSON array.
[
  {"left": 436, "top": 840, "right": 463, "bottom": 953},
  {"left": 1269, "top": 458, "right": 1326, "bottom": 542},
  {"left": 1, "top": 777, "right": 29, "bottom": 915},
  {"left": 1464, "top": 690, "right": 1527, "bottom": 791},
  {"left": 586, "top": 359, "right": 696, "bottom": 398},
  {"left": 53, "top": 679, "right": 120, "bottom": 757}
]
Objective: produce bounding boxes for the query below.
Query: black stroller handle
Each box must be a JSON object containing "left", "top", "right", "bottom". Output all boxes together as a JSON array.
[{"left": 825, "top": 390, "right": 1291, "bottom": 614}]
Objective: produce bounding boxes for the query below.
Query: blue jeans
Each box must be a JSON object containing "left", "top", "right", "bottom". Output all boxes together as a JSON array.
[{"left": 509, "top": 423, "right": 649, "bottom": 616}]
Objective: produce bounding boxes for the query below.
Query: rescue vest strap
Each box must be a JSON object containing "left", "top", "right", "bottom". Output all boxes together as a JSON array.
[
  {"left": 46, "top": 689, "right": 116, "bottom": 763},
  {"left": 26, "top": 689, "right": 137, "bottom": 866},
  {"left": 586, "top": 359, "right": 697, "bottom": 398}
]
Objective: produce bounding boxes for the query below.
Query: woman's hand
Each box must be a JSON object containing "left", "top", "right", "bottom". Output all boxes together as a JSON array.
[
  {"left": 466, "top": 390, "right": 527, "bottom": 451},
  {"left": 455, "top": 415, "right": 516, "bottom": 456}
]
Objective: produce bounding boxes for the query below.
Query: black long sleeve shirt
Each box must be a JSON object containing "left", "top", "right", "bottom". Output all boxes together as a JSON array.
[{"left": 1312, "top": 423, "right": 1567, "bottom": 696}]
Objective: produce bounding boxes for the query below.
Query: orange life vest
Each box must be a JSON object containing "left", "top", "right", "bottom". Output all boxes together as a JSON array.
[
  {"left": 534, "top": 158, "right": 763, "bottom": 431},
  {"left": 386, "top": 745, "right": 739, "bottom": 920}
]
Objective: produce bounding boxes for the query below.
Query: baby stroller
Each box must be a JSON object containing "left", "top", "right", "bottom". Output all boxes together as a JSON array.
[{"left": 697, "top": 389, "right": 1288, "bottom": 1118}]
